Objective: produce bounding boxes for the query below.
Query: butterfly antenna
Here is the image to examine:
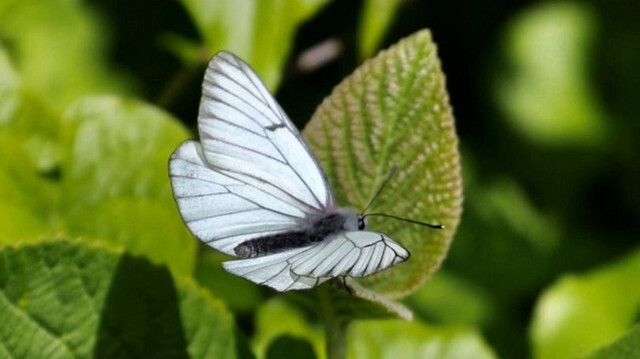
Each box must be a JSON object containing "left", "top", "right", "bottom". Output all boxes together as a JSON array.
[
  {"left": 361, "top": 164, "right": 444, "bottom": 230},
  {"left": 362, "top": 164, "right": 399, "bottom": 215},
  {"left": 362, "top": 213, "right": 444, "bottom": 229}
]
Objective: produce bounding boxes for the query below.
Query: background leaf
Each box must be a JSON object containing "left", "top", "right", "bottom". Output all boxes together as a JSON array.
[
  {"left": 530, "top": 248, "right": 640, "bottom": 359},
  {"left": 347, "top": 320, "right": 498, "bottom": 359},
  {"left": 580, "top": 325, "right": 640, "bottom": 359},
  {"left": 405, "top": 270, "right": 494, "bottom": 326},
  {"left": 59, "top": 96, "right": 196, "bottom": 274},
  {"left": 0, "top": 45, "right": 63, "bottom": 241},
  {"left": 496, "top": 2, "right": 607, "bottom": 146},
  {"left": 177, "top": 0, "right": 329, "bottom": 90},
  {"left": 357, "top": 0, "right": 402, "bottom": 59},
  {"left": 194, "top": 250, "right": 264, "bottom": 314},
  {"left": 304, "top": 29, "right": 462, "bottom": 297},
  {"left": 252, "top": 298, "right": 324, "bottom": 359},
  {"left": 266, "top": 335, "right": 317, "bottom": 359},
  {"left": 0, "top": 240, "right": 250, "bottom": 359},
  {"left": 287, "top": 280, "right": 414, "bottom": 327},
  {"left": 0, "top": 88, "right": 196, "bottom": 275},
  {"left": 0, "top": 0, "right": 132, "bottom": 113}
]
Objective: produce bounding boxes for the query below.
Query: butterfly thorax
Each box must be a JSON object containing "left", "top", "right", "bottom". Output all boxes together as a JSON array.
[{"left": 233, "top": 209, "right": 359, "bottom": 258}]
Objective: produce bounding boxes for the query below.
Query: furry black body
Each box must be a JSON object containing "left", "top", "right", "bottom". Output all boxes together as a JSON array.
[{"left": 233, "top": 211, "right": 360, "bottom": 258}]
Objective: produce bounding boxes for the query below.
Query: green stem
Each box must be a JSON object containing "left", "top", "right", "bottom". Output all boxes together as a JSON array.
[
  {"left": 155, "top": 48, "right": 209, "bottom": 110},
  {"left": 319, "top": 287, "right": 349, "bottom": 359},
  {"left": 155, "top": 63, "right": 200, "bottom": 111}
]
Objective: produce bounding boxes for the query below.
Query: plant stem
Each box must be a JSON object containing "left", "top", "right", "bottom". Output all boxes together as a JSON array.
[
  {"left": 319, "top": 287, "right": 349, "bottom": 359},
  {"left": 326, "top": 318, "right": 348, "bottom": 359},
  {"left": 155, "top": 48, "right": 209, "bottom": 111},
  {"left": 155, "top": 63, "right": 200, "bottom": 111}
]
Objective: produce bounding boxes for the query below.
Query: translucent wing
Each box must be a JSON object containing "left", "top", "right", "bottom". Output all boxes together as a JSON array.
[
  {"left": 223, "top": 231, "right": 409, "bottom": 291},
  {"left": 169, "top": 52, "right": 334, "bottom": 256}
]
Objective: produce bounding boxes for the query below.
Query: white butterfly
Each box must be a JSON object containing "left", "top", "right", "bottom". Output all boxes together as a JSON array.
[{"left": 169, "top": 51, "right": 411, "bottom": 291}]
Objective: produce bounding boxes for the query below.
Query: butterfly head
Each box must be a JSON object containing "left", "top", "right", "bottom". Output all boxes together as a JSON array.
[
  {"left": 357, "top": 215, "right": 366, "bottom": 230},
  {"left": 330, "top": 208, "right": 361, "bottom": 231}
]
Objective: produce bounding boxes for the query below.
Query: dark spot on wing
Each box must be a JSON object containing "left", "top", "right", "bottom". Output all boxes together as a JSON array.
[{"left": 265, "top": 122, "right": 285, "bottom": 131}]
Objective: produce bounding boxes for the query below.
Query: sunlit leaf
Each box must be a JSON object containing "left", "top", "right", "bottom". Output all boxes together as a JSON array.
[
  {"left": 0, "top": 46, "right": 60, "bottom": 238},
  {"left": 0, "top": 45, "right": 60, "bottom": 171},
  {"left": 59, "top": 96, "right": 196, "bottom": 274},
  {"left": 304, "top": 29, "right": 462, "bottom": 297},
  {"left": 0, "top": 0, "right": 132, "bottom": 113},
  {"left": 0, "top": 55, "right": 195, "bottom": 274},
  {"left": 530, "top": 248, "right": 640, "bottom": 359}
]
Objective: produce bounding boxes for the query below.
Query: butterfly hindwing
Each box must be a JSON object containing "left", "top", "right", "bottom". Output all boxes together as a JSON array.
[
  {"left": 289, "top": 231, "right": 410, "bottom": 278},
  {"left": 222, "top": 231, "right": 409, "bottom": 291}
]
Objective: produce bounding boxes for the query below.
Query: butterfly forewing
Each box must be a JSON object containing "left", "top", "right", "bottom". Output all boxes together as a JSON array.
[{"left": 198, "top": 52, "right": 332, "bottom": 211}]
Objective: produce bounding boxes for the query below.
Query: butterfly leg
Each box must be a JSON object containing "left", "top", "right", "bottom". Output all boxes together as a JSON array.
[{"left": 340, "top": 277, "right": 353, "bottom": 295}]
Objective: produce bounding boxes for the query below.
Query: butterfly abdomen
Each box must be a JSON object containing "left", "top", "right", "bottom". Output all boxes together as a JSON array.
[
  {"left": 234, "top": 231, "right": 310, "bottom": 258},
  {"left": 234, "top": 212, "right": 352, "bottom": 258}
]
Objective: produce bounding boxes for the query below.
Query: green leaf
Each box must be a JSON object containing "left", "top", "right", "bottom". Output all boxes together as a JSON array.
[
  {"left": 178, "top": 0, "right": 329, "bottom": 90},
  {"left": 347, "top": 320, "right": 498, "bottom": 359},
  {"left": 0, "top": 239, "right": 251, "bottom": 359},
  {"left": 0, "top": 133, "right": 57, "bottom": 239},
  {"left": 0, "top": 0, "right": 132, "bottom": 114},
  {"left": 160, "top": 33, "right": 208, "bottom": 65},
  {"left": 496, "top": 2, "right": 607, "bottom": 146},
  {"left": 580, "top": 325, "right": 640, "bottom": 359},
  {"left": 0, "top": 56, "right": 195, "bottom": 274},
  {"left": 58, "top": 96, "right": 196, "bottom": 274},
  {"left": 530, "top": 248, "right": 640, "bottom": 359},
  {"left": 0, "top": 45, "right": 60, "bottom": 173},
  {"left": 450, "top": 178, "right": 561, "bottom": 301},
  {"left": 358, "top": 0, "right": 402, "bottom": 59},
  {"left": 304, "top": 29, "right": 462, "bottom": 297},
  {"left": 266, "top": 335, "right": 317, "bottom": 359},
  {"left": 195, "top": 250, "right": 264, "bottom": 314},
  {"left": 286, "top": 281, "right": 413, "bottom": 328},
  {"left": 0, "top": 46, "right": 61, "bottom": 239},
  {"left": 337, "top": 280, "right": 413, "bottom": 320},
  {"left": 405, "top": 270, "right": 494, "bottom": 326},
  {"left": 252, "top": 298, "right": 324, "bottom": 359}
]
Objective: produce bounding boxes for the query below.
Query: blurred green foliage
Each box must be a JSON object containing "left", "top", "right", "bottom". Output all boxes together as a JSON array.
[
  {"left": 1, "top": 0, "right": 639, "bottom": 358},
  {"left": 531, "top": 249, "right": 640, "bottom": 359},
  {"left": 496, "top": 3, "right": 607, "bottom": 146}
]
